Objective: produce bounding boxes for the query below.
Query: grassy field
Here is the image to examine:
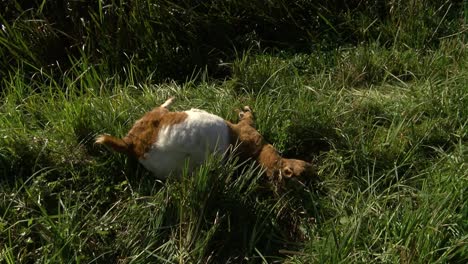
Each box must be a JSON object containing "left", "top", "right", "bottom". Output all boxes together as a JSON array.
[{"left": 1, "top": 1, "right": 467, "bottom": 263}]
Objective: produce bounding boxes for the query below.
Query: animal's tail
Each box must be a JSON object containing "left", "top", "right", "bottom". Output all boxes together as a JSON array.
[
  {"left": 160, "top": 97, "right": 175, "bottom": 108},
  {"left": 95, "top": 134, "right": 130, "bottom": 154}
]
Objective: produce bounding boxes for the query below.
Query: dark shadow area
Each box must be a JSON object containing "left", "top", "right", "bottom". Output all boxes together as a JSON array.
[
  {"left": 283, "top": 122, "right": 336, "bottom": 162},
  {"left": 2, "top": 1, "right": 463, "bottom": 86}
]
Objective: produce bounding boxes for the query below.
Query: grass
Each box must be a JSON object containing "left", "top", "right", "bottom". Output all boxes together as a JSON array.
[{"left": 1, "top": 0, "right": 467, "bottom": 263}]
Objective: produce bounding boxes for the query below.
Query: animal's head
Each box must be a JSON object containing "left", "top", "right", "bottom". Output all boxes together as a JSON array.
[{"left": 280, "top": 158, "right": 315, "bottom": 180}]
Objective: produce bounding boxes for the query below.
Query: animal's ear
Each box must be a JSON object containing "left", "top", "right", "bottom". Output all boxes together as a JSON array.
[{"left": 282, "top": 167, "right": 294, "bottom": 178}]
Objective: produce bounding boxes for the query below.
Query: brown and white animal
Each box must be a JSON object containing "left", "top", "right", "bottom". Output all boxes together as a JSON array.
[{"left": 95, "top": 98, "right": 313, "bottom": 181}]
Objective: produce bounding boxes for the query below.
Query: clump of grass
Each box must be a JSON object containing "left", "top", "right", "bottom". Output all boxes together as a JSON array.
[{"left": 291, "top": 141, "right": 467, "bottom": 263}]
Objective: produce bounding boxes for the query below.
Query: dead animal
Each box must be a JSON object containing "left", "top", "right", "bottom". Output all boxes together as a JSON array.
[{"left": 96, "top": 98, "right": 314, "bottom": 181}]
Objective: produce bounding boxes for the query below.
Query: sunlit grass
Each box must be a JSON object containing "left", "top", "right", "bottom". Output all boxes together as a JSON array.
[{"left": 1, "top": 0, "right": 467, "bottom": 263}]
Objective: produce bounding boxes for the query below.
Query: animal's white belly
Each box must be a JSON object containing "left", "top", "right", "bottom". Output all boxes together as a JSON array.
[{"left": 139, "top": 109, "right": 230, "bottom": 178}]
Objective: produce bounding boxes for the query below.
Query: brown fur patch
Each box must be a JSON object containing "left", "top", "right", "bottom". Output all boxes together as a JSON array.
[
  {"left": 226, "top": 121, "right": 264, "bottom": 159},
  {"left": 257, "top": 144, "right": 283, "bottom": 179},
  {"left": 227, "top": 106, "right": 314, "bottom": 181},
  {"left": 123, "top": 108, "right": 188, "bottom": 158}
]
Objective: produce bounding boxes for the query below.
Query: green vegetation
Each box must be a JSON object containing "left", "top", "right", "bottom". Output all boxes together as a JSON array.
[{"left": 1, "top": 0, "right": 467, "bottom": 263}]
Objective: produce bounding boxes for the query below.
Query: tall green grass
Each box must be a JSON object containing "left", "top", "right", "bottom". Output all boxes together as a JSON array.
[
  {"left": 1, "top": 0, "right": 464, "bottom": 84},
  {"left": 2, "top": 38, "right": 466, "bottom": 261},
  {"left": 1, "top": 0, "right": 467, "bottom": 263}
]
